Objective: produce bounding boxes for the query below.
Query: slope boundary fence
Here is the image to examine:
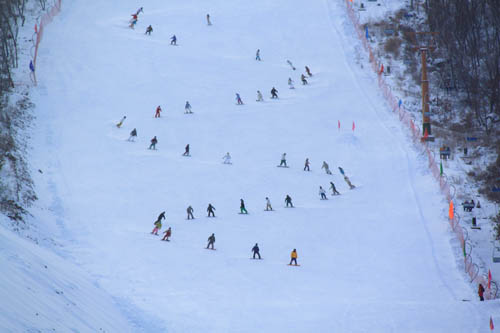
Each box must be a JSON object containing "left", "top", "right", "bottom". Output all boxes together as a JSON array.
[
  {"left": 30, "top": 0, "right": 62, "bottom": 85},
  {"left": 343, "top": 0, "right": 497, "bottom": 300}
]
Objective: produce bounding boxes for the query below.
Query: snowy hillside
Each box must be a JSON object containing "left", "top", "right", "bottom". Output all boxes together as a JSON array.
[{"left": 3, "top": 0, "right": 498, "bottom": 331}]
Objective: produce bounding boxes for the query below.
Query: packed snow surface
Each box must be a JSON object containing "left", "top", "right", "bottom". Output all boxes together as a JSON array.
[{"left": 8, "top": 0, "right": 496, "bottom": 331}]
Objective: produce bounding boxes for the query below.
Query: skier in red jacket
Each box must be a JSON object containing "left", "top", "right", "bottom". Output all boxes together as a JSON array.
[{"left": 155, "top": 105, "right": 162, "bottom": 118}]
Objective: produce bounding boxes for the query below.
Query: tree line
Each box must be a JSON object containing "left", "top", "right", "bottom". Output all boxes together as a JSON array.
[{"left": 426, "top": 0, "right": 500, "bottom": 136}]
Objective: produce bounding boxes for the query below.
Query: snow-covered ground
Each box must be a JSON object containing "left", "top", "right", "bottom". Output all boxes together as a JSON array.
[{"left": 2, "top": 0, "right": 499, "bottom": 331}]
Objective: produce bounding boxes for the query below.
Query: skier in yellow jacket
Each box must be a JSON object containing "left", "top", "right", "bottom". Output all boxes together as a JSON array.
[{"left": 289, "top": 249, "right": 298, "bottom": 265}]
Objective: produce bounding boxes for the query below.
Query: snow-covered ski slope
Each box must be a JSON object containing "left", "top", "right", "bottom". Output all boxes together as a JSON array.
[{"left": 26, "top": 0, "right": 496, "bottom": 331}]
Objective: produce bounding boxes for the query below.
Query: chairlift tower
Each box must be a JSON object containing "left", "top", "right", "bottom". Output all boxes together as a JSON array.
[{"left": 410, "top": 32, "right": 438, "bottom": 141}]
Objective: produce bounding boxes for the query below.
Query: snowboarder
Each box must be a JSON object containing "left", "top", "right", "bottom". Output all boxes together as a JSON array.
[
  {"left": 344, "top": 175, "right": 355, "bottom": 189},
  {"left": 279, "top": 153, "right": 287, "bottom": 167},
  {"left": 155, "top": 105, "right": 162, "bottom": 118},
  {"left": 478, "top": 283, "right": 485, "bottom": 301},
  {"left": 256, "top": 90, "right": 264, "bottom": 102},
  {"left": 128, "top": 128, "right": 137, "bottom": 141},
  {"left": 236, "top": 93, "right": 244, "bottom": 105},
  {"left": 116, "top": 116, "right": 126, "bottom": 128},
  {"left": 207, "top": 203, "right": 216, "bottom": 217},
  {"left": 287, "top": 59, "right": 296, "bottom": 70},
  {"left": 222, "top": 152, "right": 232, "bottom": 164},
  {"left": 156, "top": 211, "right": 166, "bottom": 222},
  {"left": 252, "top": 243, "right": 261, "bottom": 259},
  {"left": 145, "top": 25, "right": 153, "bottom": 35},
  {"left": 288, "top": 77, "right": 295, "bottom": 89},
  {"left": 255, "top": 49, "right": 261, "bottom": 61},
  {"left": 129, "top": 18, "right": 137, "bottom": 29},
  {"left": 289, "top": 249, "right": 298, "bottom": 265},
  {"left": 206, "top": 233, "right": 215, "bottom": 249},
  {"left": 170, "top": 35, "right": 177, "bottom": 45},
  {"left": 183, "top": 144, "right": 190, "bottom": 156},
  {"left": 338, "top": 166, "right": 345, "bottom": 175},
  {"left": 187, "top": 206, "right": 195, "bottom": 220},
  {"left": 265, "top": 197, "right": 273, "bottom": 211},
  {"left": 240, "top": 199, "right": 248, "bottom": 214},
  {"left": 304, "top": 158, "right": 310, "bottom": 171},
  {"left": 301, "top": 74, "right": 308, "bottom": 85},
  {"left": 184, "top": 101, "right": 192, "bottom": 114},
  {"left": 151, "top": 220, "right": 162, "bottom": 235},
  {"left": 206, "top": 13, "right": 212, "bottom": 26},
  {"left": 162, "top": 227, "right": 172, "bottom": 241},
  {"left": 270, "top": 87, "right": 278, "bottom": 99},
  {"left": 321, "top": 161, "right": 332, "bottom": 175},
  {"left": 149, "top": 136, "right": 158, "bottom": 150},
  {"left": 305, "top": 65, "right": 312, "bottom": 77},
  {"left": 135, "top": 7, "right": 144, "bottom": 15},
  {"left": 285, "top": 195, "right": 293, "bottom": 208},
  {"left": 319, "top": 186, "right": 327, "bottom": 200},
  {"left": 330, "top": 181, "right": 340, "bottom": 195}
]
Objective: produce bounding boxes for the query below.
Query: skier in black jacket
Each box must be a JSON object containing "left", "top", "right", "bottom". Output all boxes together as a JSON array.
[
  {"left": 252, "top": 243, "right": 261, "bottom": 259},
  {"left": 207, "top": 204, "right": 216, "bottom": 217},
  {"left": 207, "top": 233, "right": 215, "bottom": 249}
]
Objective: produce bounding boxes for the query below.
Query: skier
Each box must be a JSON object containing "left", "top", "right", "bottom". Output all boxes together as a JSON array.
[
  {"left": 145, "top": 25, "right": 153, "bottom": 35},
  {"left": 129, "top": 18, "right": 137, "bottom": 29},
  {"left": 329, "top": 181, "right": 340, "bottom": 195},
  {"left": 478, "top": 283, "right": 485, "bottom": 301},
  {"left": 265, "top": 197, "right": 273, "bottom": 211},
  {"left": 344, "top": 175, "right": 356, "bottom": 189},
  {"left": 285, "top": 195, "right": 293, "bottom": 208},
  {"left": 206, "top": 13, "right": 212, "bottom": 26},
  {"left": 162, "top": 227, "right": 172, "bottom": 241},
  {"left": 286, "top": 59, "right": 296, "bottom": 70},
  {"left": 279, "top": 153, "right": 287, "bottom": 167},
  {"left": 255, "top": 49, "right": 261, "bottom": 61},
  {"left": 305, "top": 65, "right": 312, "bottom": 77},
  {"left": 270, "top": 87, "right": 278, "bottom": 99},
  {"left": 289, "top": 249, "right": 298, "bottom": 265},
  {"left": 184, "top": 101, "right": 192, "bottom": 114},
  {"left": 338, "top": 166, "right": 345, "bottom": 175},
  {"left": 240, "top": 199, "right": 248, "bottom": 214},
  {"left": 222, "top": 152, "right": 232, "bottom": 164},
  {"left": 301, "top": 74, "right": 308, "bottom": 85},
  {"left": 155, "top": 105, "right": 162, "bottom": 118},
  {"left": 256, "top": 90, "right": 264, "bottom": 102},
  {"left": 207, "top": 203, "right": 216, "bottom": 217},
  {"left": 156, "top": 211, "right": 166, "bottom": 222},
  {"left": 135, "top": 7, "right": 144, "bottom": 15},
  {"left": 319, "top": 186, "right": 327, "bottom": 200},
  {"left": 130, "top": 14, "right": 138, "bottom": 22},
  {"left": 127, "top": 128, "right": 137, "bottom": 141},
  {"left": 236, "top": 93, "right": 244, "bottom": 105},
  {"left": 183, "top": 144, "right": 190, "bottom": 156},
  {"left": 288, "top": 77, "right": 295, "bottom": 89},
  {"left": 252, "top": 243, "right": 261, "bottom": 259},
  {"left": 149, "top": 136, "right": 158, "bottom": 150},
  {"left": 151, "top": 220, "right": 162, "bottom": 235},
  {"left": 170, "top": 35, "right": 177, "bottom": 45},
  {"left": 116, "top": 116, "right": 126, "bottom": 128},
  {"left": 304, "top": 158, "right": 310, "bottom": 171},
  {"left": 187, "top": 205, "right": 195, "bottom": 220},
  {"left": 206, "top": 233, "right": 215, "bottom": 249},
  {"left": 322, "top": 161, "right": 332, "bottom": 175}
]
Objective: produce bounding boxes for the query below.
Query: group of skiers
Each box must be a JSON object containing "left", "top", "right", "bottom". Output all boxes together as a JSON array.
[
  {"left": 279, "top": 153, "right": 356, "bottom": 194},
  {"left": 233, "top": 54, "right": 313, "bottom": 104},
  {"left": 151, "top": 212, "right": 300, "bottom": 264},
  {"left": 126, "top": 7, "right": 355, "bottom": 267}
]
